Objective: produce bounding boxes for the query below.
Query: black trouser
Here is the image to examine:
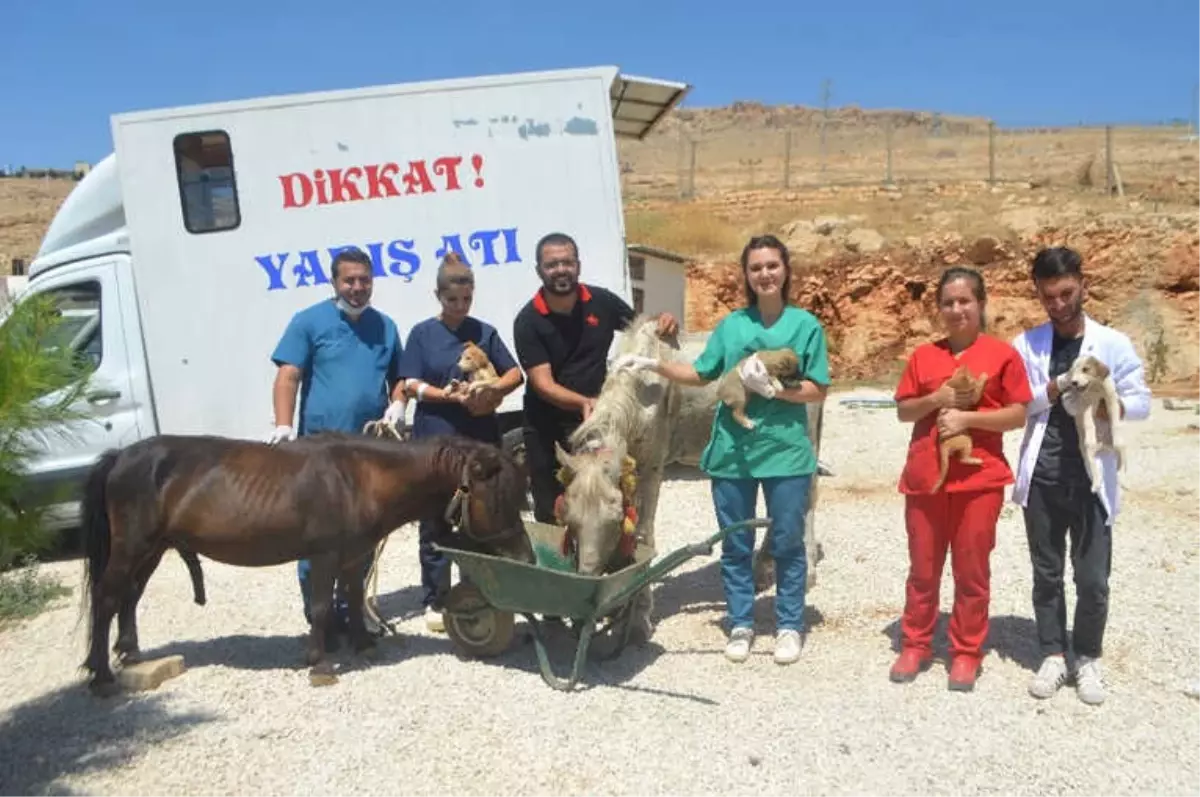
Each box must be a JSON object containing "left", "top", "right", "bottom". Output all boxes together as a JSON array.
[
  {"left": 523, "top": 421, "right": 578, "bottom": 524},
  {"left": 1023, "top": 477, "right": 1113, "bottom": 659}
]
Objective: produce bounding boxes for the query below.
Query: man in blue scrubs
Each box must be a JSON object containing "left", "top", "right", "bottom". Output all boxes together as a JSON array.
[{"left": 268, "top": 247, "right": 407, "bottom": 639}]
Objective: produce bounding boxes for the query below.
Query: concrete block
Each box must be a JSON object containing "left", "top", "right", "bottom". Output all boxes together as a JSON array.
[{"left": 117, "top": 655, "right": 186, "bottom": 692}]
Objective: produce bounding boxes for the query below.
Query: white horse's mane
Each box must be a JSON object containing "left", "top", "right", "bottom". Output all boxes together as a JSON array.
[{"left": 569, "top": 314, "right": 668, "bottom": 453}]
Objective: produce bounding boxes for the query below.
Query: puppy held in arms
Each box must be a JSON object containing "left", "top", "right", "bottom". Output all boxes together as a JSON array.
[
  {"left": 931, "top": 364, "right": 988, "bottom": 493},
  {"left": 1060, "top": 353, "right": 1124, "bottom": 493},
  {"left": 446, "top": 341, "right": 498, "bottom": 398},
  {"left": 718, "top": 348, "right": 801, "bottom": 430}
]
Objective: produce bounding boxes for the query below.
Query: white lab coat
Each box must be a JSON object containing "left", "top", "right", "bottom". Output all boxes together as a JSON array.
[{"left": 1009, "top": 315, "right": 1152, "bottom": 525}]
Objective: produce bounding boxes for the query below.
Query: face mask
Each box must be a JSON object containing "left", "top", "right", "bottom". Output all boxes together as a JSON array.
[{"left": 335, "top": 297, "right": 368, "bottom": 318}]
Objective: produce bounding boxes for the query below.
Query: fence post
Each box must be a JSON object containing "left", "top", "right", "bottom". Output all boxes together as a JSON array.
[
  {"left": 1104, "top": 125, "right": 1113, "bottom": 196},
  {"left": 783, "top": 129, "right": 792, "bottom": 189},
  {"left": 988, "top": 121, "right": 996, "bottom": 184},
  {"left": 686, "top": 139, "right": 697, "bottom": 199},
  {"left": 884, "top": 121, "right": 894, "bottom": 185}
]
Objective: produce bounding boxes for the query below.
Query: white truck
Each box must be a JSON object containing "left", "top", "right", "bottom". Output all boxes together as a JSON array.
[{"left": 13, "top": 65, "right": 689, "bottom": 529}]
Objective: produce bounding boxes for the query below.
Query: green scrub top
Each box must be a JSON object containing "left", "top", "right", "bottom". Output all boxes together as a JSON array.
[{"left": 692, "top": 305, "right": 831, "bottom": 480}]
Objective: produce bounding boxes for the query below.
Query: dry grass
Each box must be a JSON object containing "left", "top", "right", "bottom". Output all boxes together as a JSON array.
[
  {"left": 620, "top": 124, "right": 1198, "bottom": 201},
  {"left": 625, "top": 202, "right": 745, "bottom": 258}
]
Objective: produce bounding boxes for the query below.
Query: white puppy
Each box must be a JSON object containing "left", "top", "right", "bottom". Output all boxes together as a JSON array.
[{"left": 1059, "top": 353, "right": 1125, "bottom": 493}]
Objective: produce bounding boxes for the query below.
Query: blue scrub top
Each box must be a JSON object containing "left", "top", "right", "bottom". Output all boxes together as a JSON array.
[
  {"left": 397, "top": 315, "right": 518, "bottom": 443},
  {"left": 271, "top": 299, "right": 402, "bottom": 436}
]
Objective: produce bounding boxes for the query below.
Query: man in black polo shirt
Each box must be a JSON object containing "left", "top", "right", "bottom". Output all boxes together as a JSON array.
[{"left": 514, "top": 231, "right": 678, "bottom": 524}]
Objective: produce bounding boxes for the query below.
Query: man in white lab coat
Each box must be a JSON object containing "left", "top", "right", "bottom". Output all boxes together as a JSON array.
[{"left": 1010, "top": 246, "right": 1151, "bottom": 706}]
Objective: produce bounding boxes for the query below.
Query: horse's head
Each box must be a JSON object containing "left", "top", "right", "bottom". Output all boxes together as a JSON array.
[
  {"left": 451, "top": 442, "right": 534, "bottom": 564},
  {"left": 554, "top": 439, "right": 628, "bottom": 575}
]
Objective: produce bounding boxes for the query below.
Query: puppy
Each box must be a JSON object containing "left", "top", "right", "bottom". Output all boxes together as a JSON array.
[
  {"left": 718, "top": 348, "right": 801, "bottom": 430},
  {"left": 446, "top": 340, "right": 499, "bottom": 398},
  {"left": 931, "top": 364, "right": 988, "bottom": 493},
  {"left": 1060, "top": 353, "right": 1124, "bottom": 493}
]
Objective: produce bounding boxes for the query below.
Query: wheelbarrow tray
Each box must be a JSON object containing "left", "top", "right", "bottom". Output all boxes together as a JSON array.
[
  {"left": 441, "top": 522, "right": 654, "bottom": 622},
  {"left": 433, "top": 518, "right": 770, "bottom": 691}
]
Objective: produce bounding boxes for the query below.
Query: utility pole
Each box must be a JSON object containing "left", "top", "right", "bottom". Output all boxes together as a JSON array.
[
  {"left": 819, "top": 78, "right": 832, "bottom": 174},
  {"left": 1191, "top": 80, "right": 1199, "bottom": 139}
]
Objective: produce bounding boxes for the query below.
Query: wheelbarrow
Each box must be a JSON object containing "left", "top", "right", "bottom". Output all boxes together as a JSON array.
[{"left": 432, "top": 518, "right": 771, "bottom": 691}]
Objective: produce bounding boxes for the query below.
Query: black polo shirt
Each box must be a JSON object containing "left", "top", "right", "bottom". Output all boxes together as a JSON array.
[{"left": 513, "top": 283, "right": 635, "bottom": 430}]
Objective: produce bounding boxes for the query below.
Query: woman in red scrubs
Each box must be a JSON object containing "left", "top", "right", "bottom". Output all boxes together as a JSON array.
[{"left": 890, "top": 267, "right": 1032, "bottom": 691}]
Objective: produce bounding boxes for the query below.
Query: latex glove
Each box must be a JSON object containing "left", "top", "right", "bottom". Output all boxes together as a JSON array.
[
  {"left": 1055, "top": 372, "right": 1071, "bottom": 392},
  {"left": 612, "top": 353, "right": 658, "bottom": 373},
  {"left": 739, "top": 354, "right": 777, "bottom": 399},
  {"left": 266, "top": 425, "right": 295, "bottom": 445},
  {"left": 382, "top": 400, "right": 406, "bottom": 427}
]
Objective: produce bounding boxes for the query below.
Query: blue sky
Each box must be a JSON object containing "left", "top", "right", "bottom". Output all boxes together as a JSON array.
[{"left": 3, "top": 0, "right": 1197, "bottom": 167}]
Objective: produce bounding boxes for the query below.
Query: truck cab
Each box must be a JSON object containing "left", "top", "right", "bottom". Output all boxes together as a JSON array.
[{"left": 12, "top": 66, "right": 689, "bottom": 530}]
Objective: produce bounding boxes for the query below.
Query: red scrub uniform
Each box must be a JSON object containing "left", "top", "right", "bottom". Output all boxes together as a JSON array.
[{"left": 893, "top": 334, "right": 1032, "bottom": 662}]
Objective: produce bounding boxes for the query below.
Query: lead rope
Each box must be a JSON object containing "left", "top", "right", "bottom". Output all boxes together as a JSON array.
[{"left": 361, "top": 419, "right": 408, "bottom": 636}]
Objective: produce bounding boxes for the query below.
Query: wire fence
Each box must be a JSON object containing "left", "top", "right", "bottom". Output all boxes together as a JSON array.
[{"left": 619, "top": 123, "right": 1198, "bottom": 201}]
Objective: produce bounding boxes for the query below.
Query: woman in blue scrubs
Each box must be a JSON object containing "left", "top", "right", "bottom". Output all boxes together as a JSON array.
[{"left": 397, "top": 253, "right": 524, "bottom": 631}]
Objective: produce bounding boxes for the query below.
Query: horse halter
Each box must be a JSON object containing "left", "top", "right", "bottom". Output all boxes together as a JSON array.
[{"left": 443, "top": 460, "right": 523, "bottom": 544}]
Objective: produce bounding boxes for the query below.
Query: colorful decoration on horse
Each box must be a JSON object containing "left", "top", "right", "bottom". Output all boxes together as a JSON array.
[{"left": 554, "top": 450, "right": 641, "bottom": 560}]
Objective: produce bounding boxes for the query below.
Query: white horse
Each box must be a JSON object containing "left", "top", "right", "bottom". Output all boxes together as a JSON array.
[{"left": 554, "top": 315, "right": 681, "bottom": 584}]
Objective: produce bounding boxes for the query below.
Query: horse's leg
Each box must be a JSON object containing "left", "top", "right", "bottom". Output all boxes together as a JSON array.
[
  {"left": 86, "top": 554, "right": 136, "bottom": 696},
  {"left": 113, "top": 545, "right": 167, "bottom": 664},
  {"left": 629, "top": 449, "right": 667, "bottom": 643},
  {"left": 342, "top": 550, "right": 376, "bottom": 654},
  {"left": 306, "top": 554, "right": 338, "bottom": 686}
]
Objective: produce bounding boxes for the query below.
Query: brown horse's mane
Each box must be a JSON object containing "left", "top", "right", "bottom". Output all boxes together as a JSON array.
[{"left": 298, "top": 431, "right": 492, "bottom": 471}]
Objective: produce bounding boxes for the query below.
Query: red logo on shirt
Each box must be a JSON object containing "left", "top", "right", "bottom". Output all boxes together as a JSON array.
[{"left": 585, "top": 314, "right": 599, "bottom": 327}]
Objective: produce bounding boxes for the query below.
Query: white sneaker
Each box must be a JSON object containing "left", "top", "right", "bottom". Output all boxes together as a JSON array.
[
  {"left": 725, "top": 627, "right": 754, "bottom": 663},
  {"left": 1075, "top": 656, "right": 1106, "bottom": 705},
  {"left": 774, "top": 630, "right": 804, "bottom": 665},
  {"left": 1029, "top": 655, "right": 1069, "bottom": 699},
  {"left": 425, "top": 606, "right": 445, "bottom": 633}
]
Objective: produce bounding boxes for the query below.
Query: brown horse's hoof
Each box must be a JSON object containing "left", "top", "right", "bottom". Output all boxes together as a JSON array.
[
  {"left": 116, "top": 649, "right": 142, "bottom": 665},
  {"left": 89, "top": 679, "right": 121, "bottom": 698},
  {"left": 309, "top": 663, "right": 338, "bottom": 687}
]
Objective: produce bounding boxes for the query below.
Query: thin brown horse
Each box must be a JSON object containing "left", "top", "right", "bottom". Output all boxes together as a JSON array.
[{"left": 79, "top": 432, "right": 532, "bottom": 695}]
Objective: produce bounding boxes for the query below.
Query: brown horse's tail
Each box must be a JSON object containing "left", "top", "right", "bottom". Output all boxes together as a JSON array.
[{"left": 80, "top": 449, "right": 120, "bottom": 631}]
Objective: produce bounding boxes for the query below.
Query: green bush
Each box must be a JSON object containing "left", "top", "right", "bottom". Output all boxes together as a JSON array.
[
  {"left": 0, "top": 291, "right": 94, "bottom": 573},
  {"left": 0, "top": 554, "right": 71, "bottom": 624}
]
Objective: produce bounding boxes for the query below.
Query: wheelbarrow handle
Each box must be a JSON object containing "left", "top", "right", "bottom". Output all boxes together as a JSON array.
[
  {"left": 597, "top": 518, "right": 773, "bottom": 616},
  {"left": 686, "top": 518, "right": 773, "bottom": 557}
]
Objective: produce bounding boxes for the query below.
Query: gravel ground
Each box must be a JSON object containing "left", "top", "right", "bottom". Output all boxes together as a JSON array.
[{"left": 1, "top": 392, "right": 1197, "bottom": 796}]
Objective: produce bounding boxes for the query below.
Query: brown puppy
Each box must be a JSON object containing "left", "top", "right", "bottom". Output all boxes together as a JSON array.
[
  {"left": 931, "top": 364, "right": 988, "bottom": 493},
  {"left": 718, "top": 348, "right": 801, "bottom": 430},
  {"left": 446, "top": 340, "right": 499, "bottom": 398}
]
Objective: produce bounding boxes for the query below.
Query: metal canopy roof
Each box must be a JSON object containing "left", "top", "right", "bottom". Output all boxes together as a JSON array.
[{"left": 610, "top": 74, "right": 690, "bottom": 140}]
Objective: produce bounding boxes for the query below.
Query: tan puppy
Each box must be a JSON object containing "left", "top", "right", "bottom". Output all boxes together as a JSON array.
[
  {"left": 1061, "top": 353, "right": 1124, "bottom": 493},
  {"left": 446, "top": 340, "right": 499, "bottom": 398},
  {"left": 718, "top": 348, "right": 801, "bottom": 430},
  {"left": 931, "top": 364, "right": 988, "bottom": 493}
]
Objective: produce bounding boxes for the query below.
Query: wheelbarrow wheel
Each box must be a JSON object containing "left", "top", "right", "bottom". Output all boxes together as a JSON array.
[{"left": 444, "top": 583, "right": 515, "bottom": 658}]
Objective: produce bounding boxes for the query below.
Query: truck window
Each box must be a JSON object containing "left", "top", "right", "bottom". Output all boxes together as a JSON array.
[
  {"left": 173, "top": 130, "right": 240, "bottom": 234},
  {"left": 43, "top": 282, "right": 103, "bottom": 371}
]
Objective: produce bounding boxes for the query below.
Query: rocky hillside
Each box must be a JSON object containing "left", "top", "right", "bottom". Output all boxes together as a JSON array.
[
  {"left": 686, "top": 210, "right": 1199, "bottom": 385},
  {"left": 649, "top": 101, "right": 992, "bottom": 139},
  {"left": 0, "top": 178, "right": 73, "bottom": 271}
]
